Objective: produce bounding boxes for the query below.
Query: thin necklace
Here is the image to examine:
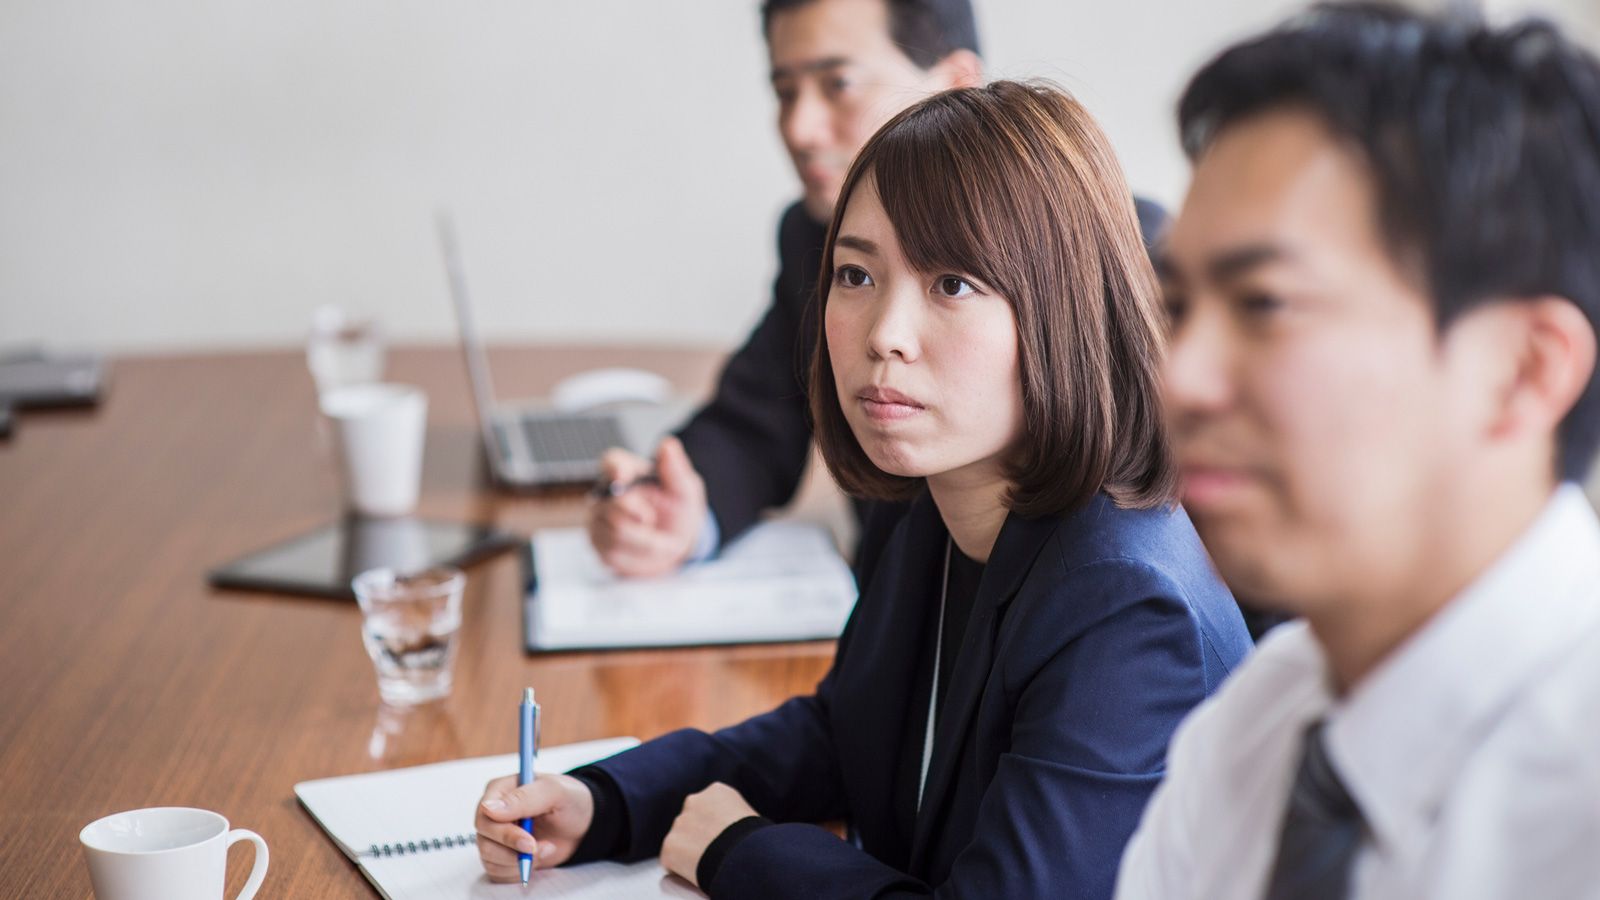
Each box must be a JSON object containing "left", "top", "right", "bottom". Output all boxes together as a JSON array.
[{"left": 917, "top": 535, "right": 953, "bottom": 812}]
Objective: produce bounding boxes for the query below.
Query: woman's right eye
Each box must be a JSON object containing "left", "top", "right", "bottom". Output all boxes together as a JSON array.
[{"left": 835, "top": 265, "right": 873, "bottom": 288}]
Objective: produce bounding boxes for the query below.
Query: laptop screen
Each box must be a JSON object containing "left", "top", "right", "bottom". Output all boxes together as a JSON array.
[{"left": 436, "top": 212, "right": 505, "bottom": 460}]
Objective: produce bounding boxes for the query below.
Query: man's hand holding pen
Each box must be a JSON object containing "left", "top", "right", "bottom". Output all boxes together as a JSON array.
[{"left": 586, "top": 436, "right": 709, "bottom": 578}]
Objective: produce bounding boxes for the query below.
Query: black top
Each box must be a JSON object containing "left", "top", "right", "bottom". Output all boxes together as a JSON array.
[{"left": 889, "top": 543, "right": 984, "bottom": 862}]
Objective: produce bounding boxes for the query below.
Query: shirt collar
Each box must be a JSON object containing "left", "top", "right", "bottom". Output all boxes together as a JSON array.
[{"left": 1323, "top": 484, "right": 1600, "bottom": 855}]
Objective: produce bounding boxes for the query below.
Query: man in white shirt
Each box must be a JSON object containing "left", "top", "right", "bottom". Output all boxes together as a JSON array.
[{"left": 1118, "top": 5, "right": 1600, "bottom": 899}]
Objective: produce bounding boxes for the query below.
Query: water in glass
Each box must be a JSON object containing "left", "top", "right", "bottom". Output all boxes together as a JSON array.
[{"left": 353, "top": 567, "right": 464, "bottom": 705}]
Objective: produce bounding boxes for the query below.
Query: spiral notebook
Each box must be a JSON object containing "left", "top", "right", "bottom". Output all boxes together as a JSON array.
[{"left": 295, "top": 737, "right": 705, "bottom": 899}]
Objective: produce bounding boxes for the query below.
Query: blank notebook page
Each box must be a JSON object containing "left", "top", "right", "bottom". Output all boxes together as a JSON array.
[{"left": 363, "top": 853, "right": 702, "bottom": 899}]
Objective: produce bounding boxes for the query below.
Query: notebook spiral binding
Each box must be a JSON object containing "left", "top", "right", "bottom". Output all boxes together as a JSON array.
[{"left": 365, "top": 833, "right": 478, "bottom": 857}]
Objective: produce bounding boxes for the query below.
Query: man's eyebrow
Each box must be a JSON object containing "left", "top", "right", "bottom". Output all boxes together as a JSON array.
[
  {"left": 1207, "top": 244, "right": 1288, "bottom": 282},
  {"left": 770, "top": 57, "right": 850, "bottom": 82},
  {"left": 834, "top": 234, "right": 879, "bottom": 255}
]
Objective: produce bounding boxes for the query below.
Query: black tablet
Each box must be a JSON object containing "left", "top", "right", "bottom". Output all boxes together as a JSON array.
[{"left": 208, "top": 517, "right": 521, "bottom": 600}]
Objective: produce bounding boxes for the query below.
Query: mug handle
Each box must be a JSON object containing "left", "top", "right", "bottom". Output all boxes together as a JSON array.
[{"left": 224, "top": 829, "right": 270, "bottom": 900}]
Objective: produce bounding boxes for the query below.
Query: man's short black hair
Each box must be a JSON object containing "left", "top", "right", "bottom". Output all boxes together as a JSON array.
[
  {"left": 761, "top": 0, "right": 981, "bottom": 68},
  {"left": 1179, "top": 1, "right": 1600, "bottom": 482}
]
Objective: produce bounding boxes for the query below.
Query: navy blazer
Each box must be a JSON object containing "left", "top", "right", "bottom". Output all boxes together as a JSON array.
[{"left": 585, "top": 492, "right": 1251, "bottom": 899}]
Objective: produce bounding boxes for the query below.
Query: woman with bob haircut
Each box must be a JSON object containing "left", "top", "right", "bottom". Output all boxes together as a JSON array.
[{"left": 475, "top": 81, "right": 1252, "bottom": 899}]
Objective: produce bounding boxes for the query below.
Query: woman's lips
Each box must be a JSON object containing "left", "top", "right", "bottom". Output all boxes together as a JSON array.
[
  {"left": 862, "top": 398, "right": 923, "bottom": 421},
  {"left": 858, "top": 386, "right": 924, "bottom": 422}
]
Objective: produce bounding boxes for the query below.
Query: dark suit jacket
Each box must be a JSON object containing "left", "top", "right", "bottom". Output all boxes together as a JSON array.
[
  {"left": 676, "top": 198, "right": 1169, "bottom": 589},
  {"left": 584, "top": 491, "right": 1252, "bottom": 899}
]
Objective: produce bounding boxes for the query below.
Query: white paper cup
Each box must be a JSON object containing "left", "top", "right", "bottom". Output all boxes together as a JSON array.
[
  {"left": 320, "top": 383, "right": 427, "bottom": 517},
  {"left": 80, "top": 807, "right": 268, "bottom": 900}
]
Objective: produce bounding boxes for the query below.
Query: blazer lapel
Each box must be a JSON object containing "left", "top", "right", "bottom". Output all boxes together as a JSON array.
[{"left": 908, "top": 511, "right": 1059, "bottom": 870}]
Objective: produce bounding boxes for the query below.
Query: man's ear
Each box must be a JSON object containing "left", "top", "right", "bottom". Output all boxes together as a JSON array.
[
  {"left": 931, "top": 48, "right": 982, "bottom": 90},
  {"left": 1487, "top": 296, "right": 1596, "bottom": 445}
]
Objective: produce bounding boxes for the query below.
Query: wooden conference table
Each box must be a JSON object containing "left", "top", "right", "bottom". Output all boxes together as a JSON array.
[{"left": 0, "top": 346, "right": 851, "bottom": 898}]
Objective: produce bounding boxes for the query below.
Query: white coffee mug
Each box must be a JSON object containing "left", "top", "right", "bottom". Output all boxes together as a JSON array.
[
  {"left": 80, "top": 807, "right": 268, "bottom": 900},
  {"left": 320, "top": 383, "right": 428, "bottom": 517}
]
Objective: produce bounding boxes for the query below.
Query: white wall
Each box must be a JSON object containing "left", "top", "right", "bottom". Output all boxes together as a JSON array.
[
  {"left": 1485, "top": 0, "right": 1599, "bottom": 42},
  {"left": 0, "top": 1, "right": 1595, "bottom": 354},
  {"left": 0, "top": 0, "right": 1303, "bottom": 354}
]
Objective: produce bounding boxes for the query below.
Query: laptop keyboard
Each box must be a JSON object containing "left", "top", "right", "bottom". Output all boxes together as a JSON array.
[{"left": 519, "top": 415, "right": 627, "bottom": 465}]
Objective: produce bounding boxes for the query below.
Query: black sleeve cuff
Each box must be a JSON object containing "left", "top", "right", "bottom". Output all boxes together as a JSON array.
[
  {"left": 565, "top": 766, "right": 630, "bottom": 864},
  {"left": 697, "top": 815, "right": 774, "bottom": 893}
]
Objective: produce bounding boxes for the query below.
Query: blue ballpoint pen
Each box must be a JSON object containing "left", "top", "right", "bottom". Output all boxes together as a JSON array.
[{"left": 519, "top": 687, "right": 540, "bottom": 885}]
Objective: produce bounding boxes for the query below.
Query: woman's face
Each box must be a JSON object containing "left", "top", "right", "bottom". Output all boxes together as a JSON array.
[{"left": 825, "top": 175, "right": 1025, "bottom": 487}]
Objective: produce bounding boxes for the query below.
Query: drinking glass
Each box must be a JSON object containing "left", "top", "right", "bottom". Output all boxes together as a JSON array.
[
  {"left": 352, "top": 567, "right": 464, "bottom": 705},
  {"left": 307, "top": 305, "right": 384, "bottom": 395}
]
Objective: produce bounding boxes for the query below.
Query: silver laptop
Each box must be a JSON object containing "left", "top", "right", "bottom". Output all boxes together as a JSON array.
[{"left": 438, "top": 216, "right": 686, "bottom": 489}]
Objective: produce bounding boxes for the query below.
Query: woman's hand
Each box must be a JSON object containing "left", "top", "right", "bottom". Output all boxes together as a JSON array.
[
  {"left": 660, "top": 782, "right": 760, "bottom": 887},
  {"left": 475, "top": 773, "right": 595, "bottom": 882}
]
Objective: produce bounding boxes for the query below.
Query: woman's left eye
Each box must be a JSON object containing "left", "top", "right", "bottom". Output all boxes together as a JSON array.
[{"left": 934, "top": 276, "right": 977, "bottom": 298}]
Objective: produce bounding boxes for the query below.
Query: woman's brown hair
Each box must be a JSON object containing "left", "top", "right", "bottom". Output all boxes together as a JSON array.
[{"left": 810, "top": 80, "right": 1177, "bottom": 515}]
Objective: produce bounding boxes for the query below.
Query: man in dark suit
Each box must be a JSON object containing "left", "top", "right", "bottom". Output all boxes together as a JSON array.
[
  {"left": 587, "top": 0, "right": 1171, "bottom": 589},
  {"left": 587, "top": 0, "right": 982, "bottom": 586}
]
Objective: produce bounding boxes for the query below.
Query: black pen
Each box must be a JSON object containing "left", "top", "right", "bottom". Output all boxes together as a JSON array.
[{"left": 588, "top": 472, "right": 661, "bottom": 500}]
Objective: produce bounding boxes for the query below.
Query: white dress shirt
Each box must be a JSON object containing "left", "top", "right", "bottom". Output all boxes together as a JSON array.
[{"left": 1116, "top": 484, "right": 1600, "bottom": 900}]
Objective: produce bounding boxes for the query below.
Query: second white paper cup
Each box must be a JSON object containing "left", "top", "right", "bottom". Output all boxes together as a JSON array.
[{"left": 320, "top": 383, "right": 427, "bottom": 517}]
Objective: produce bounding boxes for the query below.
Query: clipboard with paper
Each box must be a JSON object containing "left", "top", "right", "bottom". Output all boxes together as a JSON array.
[{"left": 522, "top": 521, "right": 858, "bottom": 653}]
